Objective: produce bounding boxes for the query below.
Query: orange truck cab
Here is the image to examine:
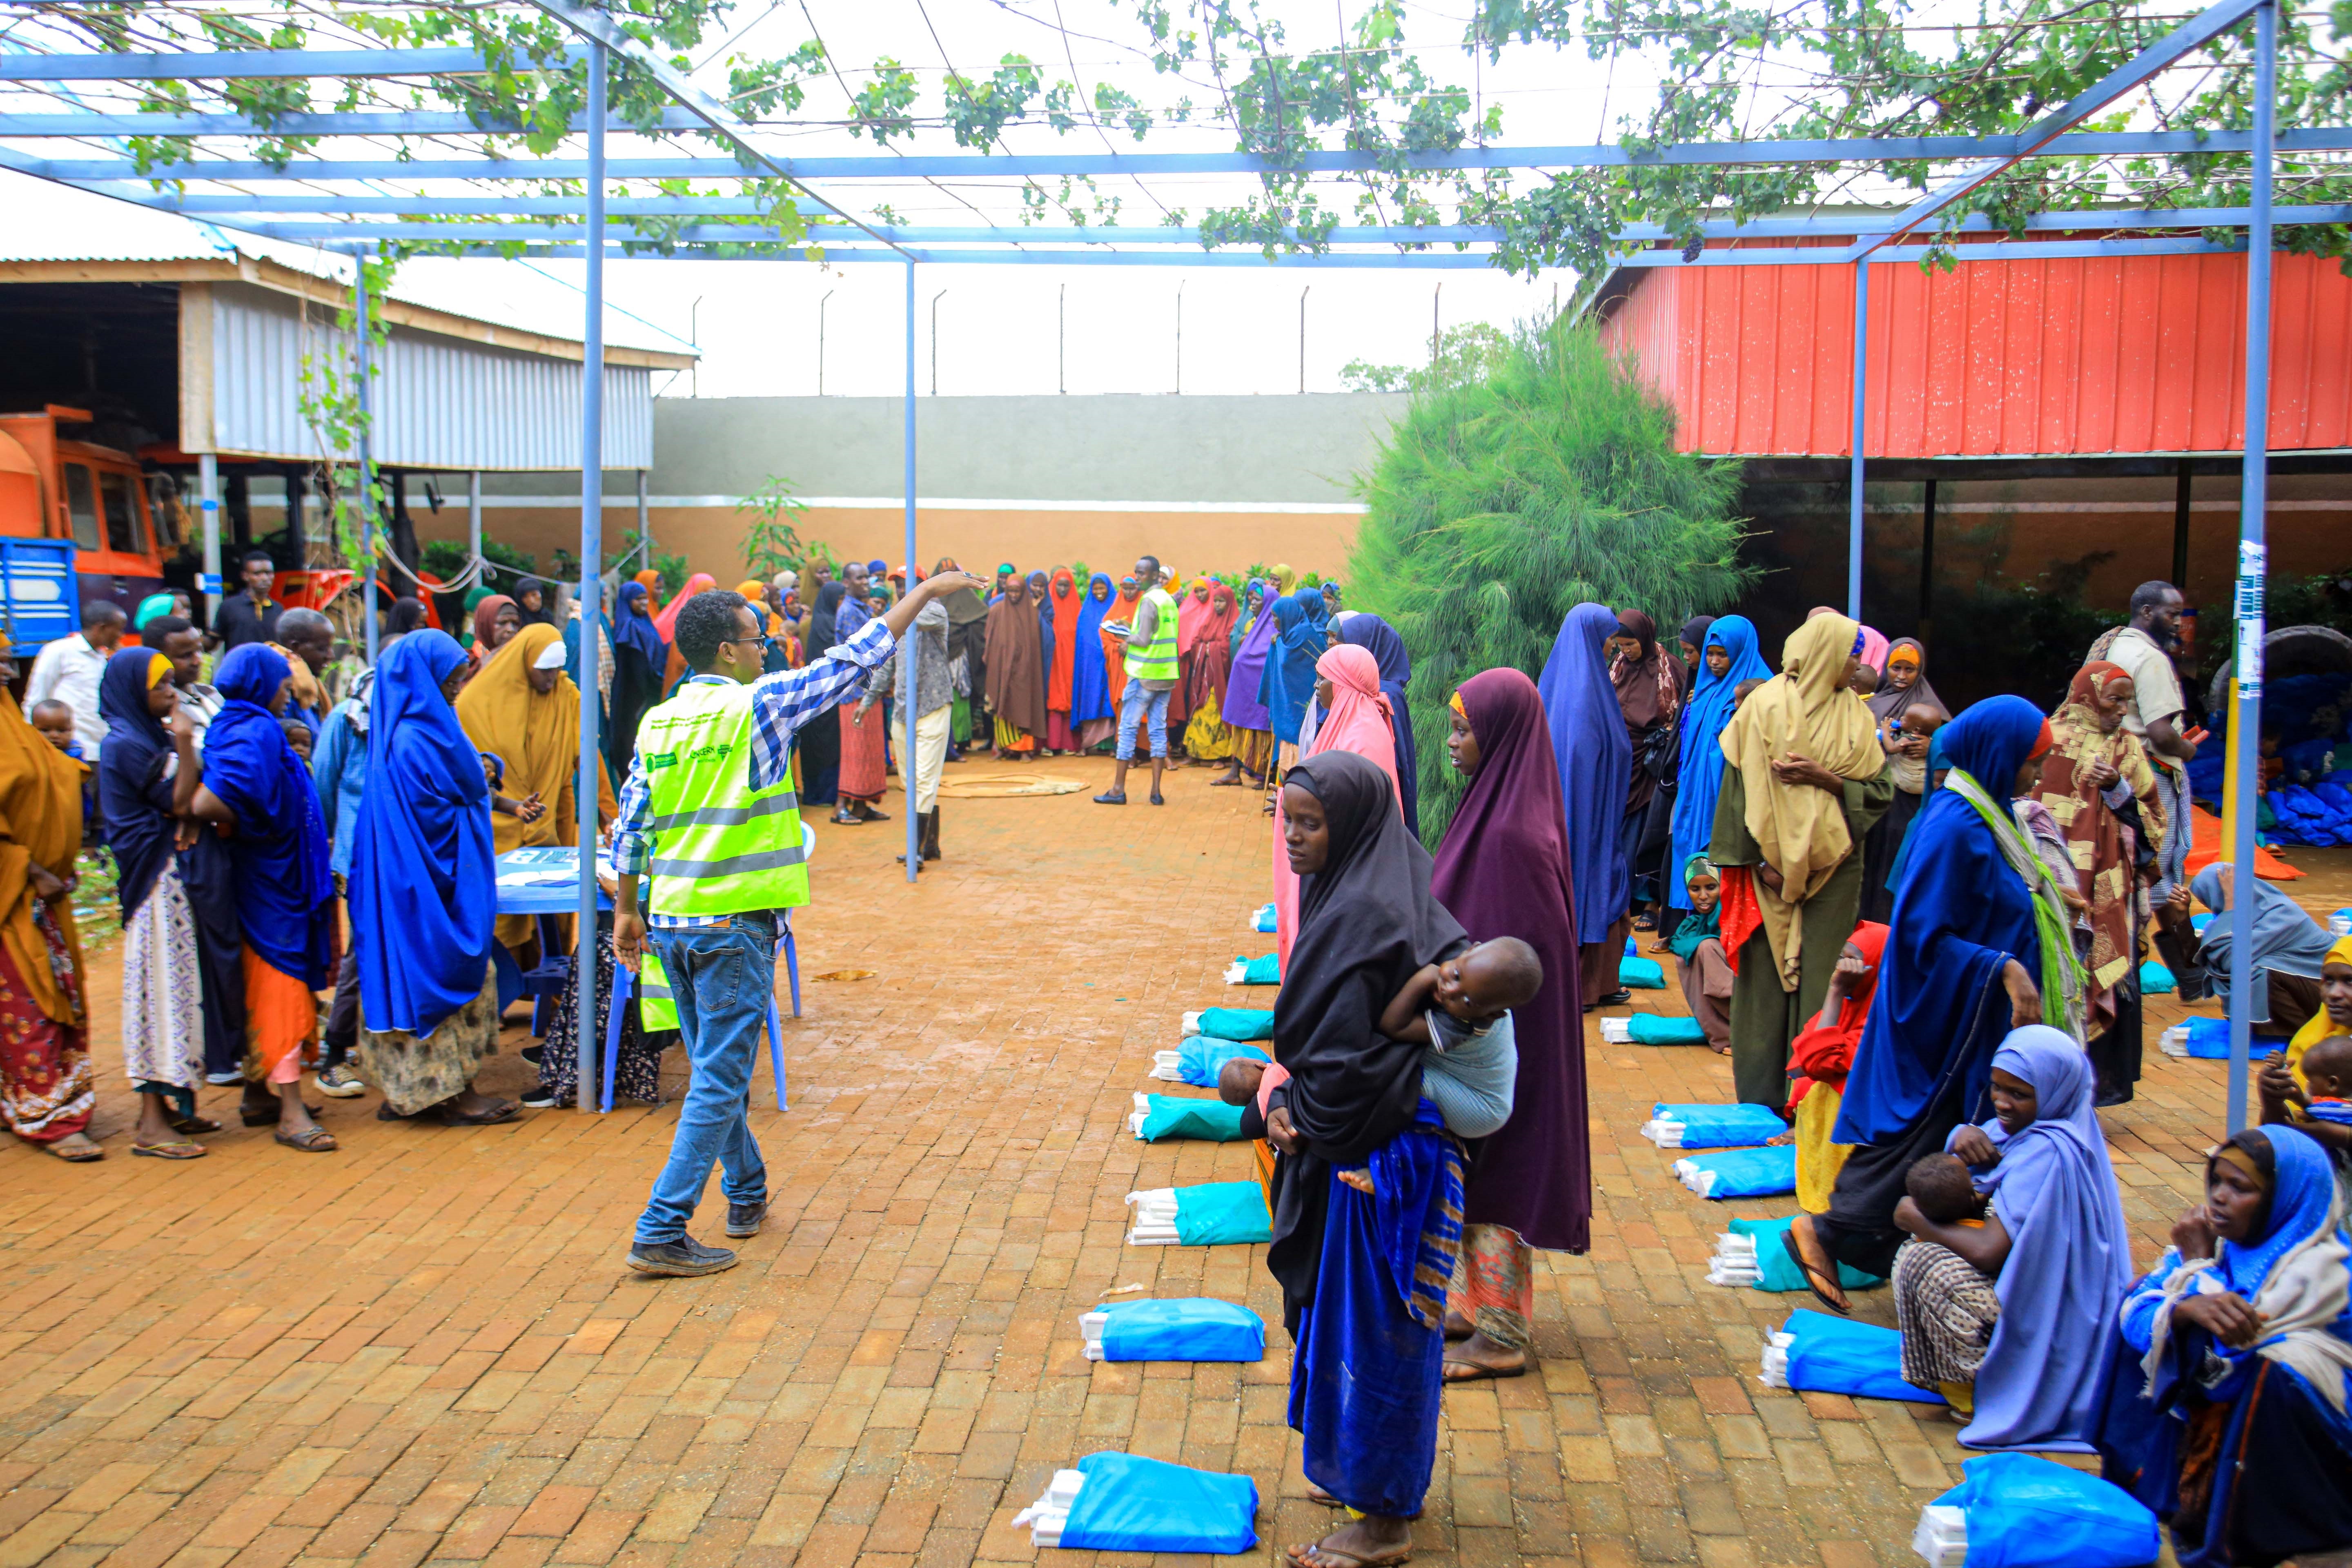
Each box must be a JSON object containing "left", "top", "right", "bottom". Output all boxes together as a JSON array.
[{"left": 0, "top": 405, "right": 172, "bottom": 630}]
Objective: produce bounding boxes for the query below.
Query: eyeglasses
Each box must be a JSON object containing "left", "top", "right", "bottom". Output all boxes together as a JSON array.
[{"left": 726, "top": 633, "right": 775, "bottom": 651}]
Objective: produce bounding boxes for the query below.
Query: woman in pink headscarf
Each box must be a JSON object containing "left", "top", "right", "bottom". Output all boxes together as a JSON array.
[
  {"left": 1273, "top": 643, "right": 1399, "bottom": 967},
  {"left": 652, "top": 574, "right": 717, "bottom": 690}
]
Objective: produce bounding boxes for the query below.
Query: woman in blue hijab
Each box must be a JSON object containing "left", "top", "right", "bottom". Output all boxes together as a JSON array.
[
  {"left": 2093, "top": 1124, "right": 2352, "bottom": 1567},
  {"left": 1890, "top": 1025, "right": 2132, "bottom": 1445},
  {"left": 604, "top": 579, "right": 667, "bottom": 780},
  {"left": 189, "top": 644, "right": 338, "bottom": 1152},
  {"left": 349, "top": 630, "right": 514, "bottom": 1126},
  {"left": 1666, "top": 616, "right": 1770, "bottom": 918},
  {"left": 1335, "top": 612, "right": 1419, "bottom": 839},
  {"left": 1258, "top": 586, "right": 1329, "bottom": 755},
  {"left": 1537, "top": 603, "right": 1635, "bottom": 1007},
  {"left": 1789, "top": 695, "right": 2056, "bottom": 1307},
  {"left": 1070, "top": 572, "right": 1118, "bottom": 746},
  {"left": 1218, "top": 582, "right": 1280, "bottom": 788}
]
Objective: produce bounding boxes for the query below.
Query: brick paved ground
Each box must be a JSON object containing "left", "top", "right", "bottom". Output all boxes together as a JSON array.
[{"left": 4, "top": 754, "right": 2342, "bottom": 1568}]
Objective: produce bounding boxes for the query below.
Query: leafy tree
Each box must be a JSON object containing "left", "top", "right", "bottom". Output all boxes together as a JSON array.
[
  {"left": 1341, "top": 322, "right": 1514, "bottom": 394},
  {"left": 1348, "top": 316, "right": 1755, "bottom": 845}
]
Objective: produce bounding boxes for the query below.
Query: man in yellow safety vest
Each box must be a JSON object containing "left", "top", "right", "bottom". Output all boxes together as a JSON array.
[
  {"left": 1095, "top": 554, "right": 1180, "bottom": 807},
  {"left": 612, "top": 570, "right": 980, "bottom": 1277}
]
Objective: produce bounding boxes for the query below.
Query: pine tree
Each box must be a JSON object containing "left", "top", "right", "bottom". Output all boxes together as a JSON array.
[{"left": 1348, "top": 318, "right": 1757, "bottom": 845}]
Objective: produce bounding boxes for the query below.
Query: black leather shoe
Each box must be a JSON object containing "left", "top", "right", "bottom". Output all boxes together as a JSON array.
[
  {"left": 725, "top": 1199, "right": 769, "bottom": 1238},
  {"left": 1595, "top": 988, "right": 1633, "bottom": 1007},
  {"left": 1094, "top": 790, "right": 1127, "bottom": 805},
  {"left": 626, "top": 1235, "right": 739, "bottom": 1276}
]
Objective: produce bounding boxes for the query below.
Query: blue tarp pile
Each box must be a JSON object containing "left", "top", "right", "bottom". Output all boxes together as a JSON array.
[{"left": 2261, "top": 779, "right": 2352, "bottom": 845}]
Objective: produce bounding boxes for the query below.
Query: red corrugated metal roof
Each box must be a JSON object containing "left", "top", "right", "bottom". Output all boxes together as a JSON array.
[{"left": 1597, "top": 246, "right": 2352, "bottom": 457}]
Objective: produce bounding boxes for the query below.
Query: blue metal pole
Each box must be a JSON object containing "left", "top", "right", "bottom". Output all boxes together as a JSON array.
[
  {"left": 2227, "top": 0, "right": 2277, "bottom": 1134},
  {"left": 1848, "top": 259, "right": 1869, "bottom": 620},
  {"left": 903, "top": 258, "right": 920, "bottom": 882},
  {"left": 355, "top": 250, "right": 377, "bottom": 664},
  {"left": 576, "top": 40, "right": 607, "bottom": 1113}
]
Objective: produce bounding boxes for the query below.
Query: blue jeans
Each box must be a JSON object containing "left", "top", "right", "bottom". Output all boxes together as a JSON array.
[
  {"left": 1117, "top": 680, "right": 1171, "bottom": 760},
  {"left": 634, "top": 915, "right": 773, "bottom": 1245}
]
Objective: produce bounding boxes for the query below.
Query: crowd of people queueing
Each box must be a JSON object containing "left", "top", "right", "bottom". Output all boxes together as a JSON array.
[{"left": 1227, "top": 583, "right": 2349, "bottom": 1568}]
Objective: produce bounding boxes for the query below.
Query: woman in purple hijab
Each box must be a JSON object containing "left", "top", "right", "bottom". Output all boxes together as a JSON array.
[
  {"left": 1216, "top": 581, "right": 1279, "bottom": 788},
  {"left": 1430, "top": 667, "right": 1589, "bottom": 1380},
  {"left": 1537, "top": 602, "right": 1635, "bottom": 1008}
]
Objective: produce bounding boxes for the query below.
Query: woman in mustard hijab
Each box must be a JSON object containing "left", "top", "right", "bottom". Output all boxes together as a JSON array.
[{"left": 1710, "top": 614, "right": 1895, "bottom": 1108}]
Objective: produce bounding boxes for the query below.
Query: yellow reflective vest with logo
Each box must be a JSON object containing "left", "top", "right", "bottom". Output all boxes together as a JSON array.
[
  {"left": 1125, "top": 586, "right": 1180, "bottom": 682},
  {"left": 636, "top": 677, "right": 810, "bottom": 919}
]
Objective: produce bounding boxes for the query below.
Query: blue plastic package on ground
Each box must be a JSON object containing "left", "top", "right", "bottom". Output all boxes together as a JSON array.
[
  {"left": 2138, "top": 960, "right": 2176, "bottom": 994},
  {"left": 1621, "top": 957, "right": 1667, "bottom": 989},
  {"left": 1137, "top": 1096, "right": 1248, "bottom": 1143},
  {"left": 2183, "top": 1016, "right": 2287, "bottom": 1059},
  {"left": 1728, "top": 1217, "right": 1882, "bottom": 1292},
  {"left": 1253, "top": 903, "right": 1277, "bottom": 933},
  {"left": 1174, "top": 1182, "right": 1273, "bottom": 1245},
  {"left": 1098, "top": 1298, "right": 1266, "bottom": 1362},
  {"left": 1655, "top": 1102, "right": 1787, "bottom": 1149},
  {"left": 1624, "top": 935, "right": 1640, "bottom": 957},
  {"left": 1628, "top": 1014, "right": 1707, "bottom": 1045},
  {"left": 1197, "top": 1007, "right": 1275, "bottom": 1041},
  {"left": 1235, "top": 952, "right": 1282, "bottom": 985},
  {"left": 1679, "top": 1145, "right": 1797, "bottom": 1198},
  {"left": 1932, "top": 1452, "right": 2157, "bottom": 1568},
  {"left": 1059, "top": 1450, "right": 1260, "bottom": 1554},
  {"left": 1778, "top": 1309, "right": 1944, "bottom": 1403},
  {"left": 1177, "top": 1037, "right": 1270, "bottom": 1087}
]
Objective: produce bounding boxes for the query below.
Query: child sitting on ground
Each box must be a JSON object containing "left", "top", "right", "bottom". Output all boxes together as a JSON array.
[
  {"left": 1219, "top": 938, "right": 1544, "bottom": 1192},
  {"left": 1671, "top": 856, "right": 1733, "bottom": 1055}
]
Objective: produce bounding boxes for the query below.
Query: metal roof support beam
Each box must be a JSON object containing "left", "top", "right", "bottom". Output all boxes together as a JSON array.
[
  {"left": 105, "top": 196, "right": 2352, "bottom": 235},
  {"left": 307, "top": 236, "right": 2250, "bottom": 266},
  {"left": 12, "top": 127, "right": 2348, "bottom": 184},
  {"left": 521, "top": 0, "right": 908, "bottom": 259},
  {"left": 0, "top": 45, "right": 590, "bottom": 80},
  {"left": 2226, "top": 0, "right": 2279, "bottom": 1133},
  {"left": 0, "top": 109, "right": 710, "bottom": 136},
  {"left": 1844, "top": 0, "right": 2264, "bottom": 258}
]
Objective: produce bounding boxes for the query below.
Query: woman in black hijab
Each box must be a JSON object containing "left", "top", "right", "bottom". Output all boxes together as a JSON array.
[
  {"left": 1255, "top": 751, "right": 1470, "bottom": 1567},
  {"left": 795, "top": 579, "right": 851, "bottom": 806}
]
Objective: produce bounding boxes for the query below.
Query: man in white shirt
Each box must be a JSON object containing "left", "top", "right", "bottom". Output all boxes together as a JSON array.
[
  {"left": 25, "top": 601, "right": 125, "bottom": 764},
  {"left": 2091, "top": 580, "right": 2203, "bottom": 995}
]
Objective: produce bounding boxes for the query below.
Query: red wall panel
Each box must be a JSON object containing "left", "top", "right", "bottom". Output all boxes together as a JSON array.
[{"left": 1597, "top": 248, "right": 2352, "bottom": 457}]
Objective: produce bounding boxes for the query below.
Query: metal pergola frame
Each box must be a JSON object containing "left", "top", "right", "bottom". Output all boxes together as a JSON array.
[{"left": 0, "top": 0, "right": 2306, "bottom": 1126}]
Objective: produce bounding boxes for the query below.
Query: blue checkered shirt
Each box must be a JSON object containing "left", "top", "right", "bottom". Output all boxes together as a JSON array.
[{"left": 612, "top": 617, "right": 893, "bottom": 928}]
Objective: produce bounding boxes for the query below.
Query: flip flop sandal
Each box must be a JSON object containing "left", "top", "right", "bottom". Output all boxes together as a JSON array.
[
  {"left": 428, "top": 1101, "right": 518, "bottom": 1127},
  {"left": 1286, "top": 1541, "right": 1414, "bottom": 1568},
  {"left": 1442, "top": 1354, "right": 1528, "bottom": 1383},
  {"left": 170, "top": 1116, "right": 223, "bottom": 1135},
  {"left": 1780, "top": 1227, "right": 1851, "bottom": 1316},
  {"left": 243, "top": 1102, "right": 322, "bottom": 1127},
  {"left": 275, "top": 1126, "right": 338, "bottom": 1153},
  {"left": 46, "top": 1141, "right": 105, "bottom": 1163},
  {"left": 1303, "top": 1483, "right": 1346, "bottom": 1508},
  {"left": 132, "top": 1140, "right": 207, "bottom": 1160}
]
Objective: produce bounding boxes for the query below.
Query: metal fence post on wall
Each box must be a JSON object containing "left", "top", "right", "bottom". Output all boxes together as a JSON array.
[
  {"left": 2226, "top": 0, "right": 2277, "bottom": 1134},
  {"left": 575, "top": 38, "right": 607, "bottom": 1113},
  {"left": 1848, "top": 259, "right": 1869, "bottom": 622},
  {"left": 199, "top": 453, "right": 220, "bottom": 631},
  {"left": 902, "top": 257, "right": 920, "bottom": 882}
]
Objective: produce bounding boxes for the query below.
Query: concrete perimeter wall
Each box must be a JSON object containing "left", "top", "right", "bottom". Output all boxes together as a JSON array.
[{"left": 443, "top": 392, "right": 1409, "bottom": 580}]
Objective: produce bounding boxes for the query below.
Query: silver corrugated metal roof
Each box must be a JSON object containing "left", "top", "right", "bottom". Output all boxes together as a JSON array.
[{"left": 196, "top": 280, "right": 653, "bottom": 470}]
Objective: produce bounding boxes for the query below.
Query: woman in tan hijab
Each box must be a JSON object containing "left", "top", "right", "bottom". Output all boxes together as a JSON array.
[{"left": 1710, "top": 613, "right": 1894, "bottom": 1108}]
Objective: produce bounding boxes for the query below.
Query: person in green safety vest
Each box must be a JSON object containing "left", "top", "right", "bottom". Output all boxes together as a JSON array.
[
  {"left": 611, "top": 571, "right": 982, "bottom": 1278},
  {"left": 1095, "top": 554, "right": 1180, "bottom": 807}
]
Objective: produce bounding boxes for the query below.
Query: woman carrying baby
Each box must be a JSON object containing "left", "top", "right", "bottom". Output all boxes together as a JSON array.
[
  {"left": 1890, "top": 1026, "right": 2133, "bottom": 1444},
  {"left": 1263, "top": 751, "right": 1469, "bottom": 1568},
  {"left": 1426, "top": 667, "right": 1589, "bottom": 1383}
]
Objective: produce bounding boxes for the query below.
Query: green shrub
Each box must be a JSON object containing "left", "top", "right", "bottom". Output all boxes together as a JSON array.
[{"left": 1348, "top": 317, "right": 1756, "bottom": 845}]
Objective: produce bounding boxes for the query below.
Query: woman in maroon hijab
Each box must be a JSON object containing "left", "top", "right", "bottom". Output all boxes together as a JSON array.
[{"left": 1429, "top": 667, "right": 1591, "bottom": 1380}]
